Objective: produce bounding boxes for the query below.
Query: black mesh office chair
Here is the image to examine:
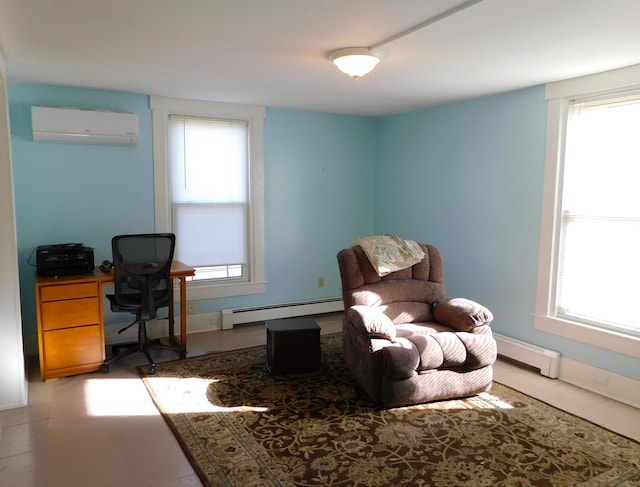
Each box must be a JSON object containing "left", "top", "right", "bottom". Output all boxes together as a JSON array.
[{"left": 102, "top": 233, "right": 186, "bottom": 374}]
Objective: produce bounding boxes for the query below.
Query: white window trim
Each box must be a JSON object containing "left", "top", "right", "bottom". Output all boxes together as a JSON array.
[
  {"left": 534, "top": 64, "right": 640, "bottom": 358},
  {"left": 150, "top": 96, "right": 266, "bottom": 300}
]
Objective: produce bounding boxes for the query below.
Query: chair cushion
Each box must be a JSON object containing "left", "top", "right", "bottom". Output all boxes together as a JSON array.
[
  {"left": 391, "top": 323, "right": 496, "bottom": 373},
  {"left": 408, "top": 332, "right": 496, "bottom": 371},
  {"left": 433, "top": 298, "right": 493, "bottom": 331}
]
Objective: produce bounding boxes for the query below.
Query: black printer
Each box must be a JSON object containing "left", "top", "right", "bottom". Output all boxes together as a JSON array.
[{"left": 36, "top": 243, "right": 95, "bottom": 277}]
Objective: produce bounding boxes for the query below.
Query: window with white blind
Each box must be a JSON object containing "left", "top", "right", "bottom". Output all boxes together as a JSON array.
[
  {"left": 151, "top": 96, "right": 265, "bottom": 300},
  {"left": 169, "top": 115, "right": 248, "bottom": 280},
  {"left": 534, "top": 65, "right": 640, "bottom": 358},
  {"left": 556, "top": 94, "right": 640, "bottom": 335}
]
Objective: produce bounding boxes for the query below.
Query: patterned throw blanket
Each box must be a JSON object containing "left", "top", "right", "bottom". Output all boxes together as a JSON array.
[{"left": 352, "top": 234, "right": 425, "bottom": 276}]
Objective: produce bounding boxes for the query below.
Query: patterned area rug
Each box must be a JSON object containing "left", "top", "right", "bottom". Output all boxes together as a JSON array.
[{"left": 140, "top": 333, "right": 639, "bottom": 487}]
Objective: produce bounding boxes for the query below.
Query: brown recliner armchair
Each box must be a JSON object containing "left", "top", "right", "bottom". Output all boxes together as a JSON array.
[{"left": 337, "top": 241, "right": 497, "bottom": 407}]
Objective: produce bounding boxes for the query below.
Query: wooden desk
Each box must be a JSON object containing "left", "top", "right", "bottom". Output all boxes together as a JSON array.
[{"left": 35, "top": 261, "right": 195, "bottom": 380}]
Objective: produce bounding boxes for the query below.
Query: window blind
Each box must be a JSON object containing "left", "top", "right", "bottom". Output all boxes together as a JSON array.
[{"left": 168, "top": 115, "right": 249, "bottom": 268}]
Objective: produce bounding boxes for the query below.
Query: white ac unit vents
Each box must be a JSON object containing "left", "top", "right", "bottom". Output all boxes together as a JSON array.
[{"left": 31, "top": 106, "right": 139, "bottom": 146}]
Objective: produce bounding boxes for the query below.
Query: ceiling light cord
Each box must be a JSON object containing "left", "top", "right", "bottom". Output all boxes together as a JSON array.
[
  {"left": 328, "top": 0, "right": 484, "bottom": 80},
  {"left": 369, "top": 0, "right": 484, "bottom": 49}
]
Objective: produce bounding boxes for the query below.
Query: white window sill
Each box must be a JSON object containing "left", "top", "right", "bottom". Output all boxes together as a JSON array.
[
  {"left": 533, "top": 313, "right": 640, "bottom": 358},
  {"left": 175, "top": 280, "right": 266, "bottom": 300}
]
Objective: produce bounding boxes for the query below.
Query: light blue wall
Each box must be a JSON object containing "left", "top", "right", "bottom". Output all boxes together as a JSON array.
[
  {"left": 376, "top": 86, "right": 638, "bottom": 380},
  {"left": 208, "top": 107, "right": 377, "bottom": 313},
  {"left": 9, "top": 84, "right": 376, "bottom": 335},
  {"left": 9, "top": 84, "right": 156, "bottom": 333},
  {"left": 8, "top": 82, "right": 637, "bottom": 380},
  {"left": 263, "top": 108, "right": 376, "bottom": 303}
]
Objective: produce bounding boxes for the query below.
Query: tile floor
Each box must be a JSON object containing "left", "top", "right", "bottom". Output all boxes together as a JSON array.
[{"left": 0, "top": 313, "right": 638, "bottom": 487}]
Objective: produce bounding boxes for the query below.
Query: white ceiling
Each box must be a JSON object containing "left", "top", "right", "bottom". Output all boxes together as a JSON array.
[{"left": 1, "top": 0, "right": 639, "bottom": 116}]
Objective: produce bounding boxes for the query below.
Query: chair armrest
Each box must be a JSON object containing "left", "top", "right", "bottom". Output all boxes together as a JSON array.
[
  {"left": 346, "top": 305, "right": 396, "bottom": 341},
  {"left": 432, "top": 298, "right": 493, "bottom": 332}
]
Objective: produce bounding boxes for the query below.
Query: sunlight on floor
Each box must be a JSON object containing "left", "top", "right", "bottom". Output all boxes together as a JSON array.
[{"left": 84, "top": 378, "right": 161, "bottom": 417}]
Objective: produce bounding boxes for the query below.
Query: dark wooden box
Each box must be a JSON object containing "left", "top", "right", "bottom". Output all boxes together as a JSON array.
[{"left": 266, "top": 318, "right": 321, "bottom": 374}]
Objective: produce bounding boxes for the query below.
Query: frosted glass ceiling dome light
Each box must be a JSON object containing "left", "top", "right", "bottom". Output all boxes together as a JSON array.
[{"left": 328, "top": 48, "right": 385, "bottom": 80}]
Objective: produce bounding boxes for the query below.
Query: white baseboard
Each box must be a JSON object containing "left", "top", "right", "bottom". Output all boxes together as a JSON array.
[
  {"left": 492, "top": 333, "right": 638, "bottom": 408},
  {"left": 558, "top": 357, "right": 640, "bottom": 409},
  {"left": 221, "top": 298, "right": 343, "bottom": 330},
  {"left": 494, "top": 332, "right": 560, "bottom": 378},
  {"left": 182, "top": 312, "right": 222, "bottom": 334}
]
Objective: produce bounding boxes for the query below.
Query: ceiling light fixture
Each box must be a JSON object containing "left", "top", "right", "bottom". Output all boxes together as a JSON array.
[
  {"left": 327, "top": 0, "right": 484, "bottom": 80},
  {"left": 328, "top": 48, "right": 386, "bottom": 80}
]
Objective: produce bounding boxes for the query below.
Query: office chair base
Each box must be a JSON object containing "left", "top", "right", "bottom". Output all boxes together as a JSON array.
[{"left": 102, "top": 321, "right": 185, "bottom": 375}]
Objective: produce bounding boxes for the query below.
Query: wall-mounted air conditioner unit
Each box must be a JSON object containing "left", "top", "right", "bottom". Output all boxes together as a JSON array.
[{"left": 31, "top": 106, "right": 139, "bottom": 146}]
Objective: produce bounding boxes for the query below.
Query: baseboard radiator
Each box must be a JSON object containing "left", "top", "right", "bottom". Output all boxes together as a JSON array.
[
  {"left": 493, "top": 333, "right": 561, "bottom": 378},
  {"left": 221, "top": 298, "right": 344, "bottom": 330}
]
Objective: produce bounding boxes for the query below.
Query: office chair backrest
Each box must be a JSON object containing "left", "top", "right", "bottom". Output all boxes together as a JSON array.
[{"left": 111, "top": 233, "right": 176, "bottom": 321}]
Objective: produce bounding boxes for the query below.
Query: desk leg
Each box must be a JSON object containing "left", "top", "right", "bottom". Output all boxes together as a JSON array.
[
  {"left": 179, "top": 276, "right": 188, "bottom": 348},
  {"left": 168, "top": 284, "right": 175, "bottom": 339},
  {"left": 168, "top": 277, "right": 187, "bottom": 349}
]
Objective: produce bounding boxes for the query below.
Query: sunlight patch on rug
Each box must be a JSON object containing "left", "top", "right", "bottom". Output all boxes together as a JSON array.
[{"left": 144, "top": 376, "right": 269, "bottom": 414}]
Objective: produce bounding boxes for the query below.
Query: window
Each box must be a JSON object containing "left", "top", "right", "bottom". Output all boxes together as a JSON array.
[
  {"left": 534, "top": 65, "right": 640, "bottom": 358},
  {"left": 557, "top": 94, "right": 640, "bottom": 333},
  {"left": 151, "top": 96, "right": 265, "bottom": 300},
  {"left": 168, "top": 116, "right": 248, "bottom": 282}
]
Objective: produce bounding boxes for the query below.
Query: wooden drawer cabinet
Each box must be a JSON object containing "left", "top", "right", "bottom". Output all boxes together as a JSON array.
[
  {"left": 36, "top": 277, "right": 105, "bottom": 380},
  {"left": 42, "top": 325, "right": 104, "bottom": 372},
  {"left": 34, "top": 262, "right": 193, "bottom": 380}
]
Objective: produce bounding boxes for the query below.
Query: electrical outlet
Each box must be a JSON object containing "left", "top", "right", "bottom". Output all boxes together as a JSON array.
[
  {"left": 318, "top": 277, "right": 325, "bottom": 288},
  {"left": 187, "top": 301, "right": 196, "bottom": 314}
]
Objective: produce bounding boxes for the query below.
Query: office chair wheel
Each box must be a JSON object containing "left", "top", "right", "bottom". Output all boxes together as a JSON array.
[
  {"left": 101, "top": 364, "right": 109, "bottom": 373},
  {"left": 148, "top": 364, "right": 157, "bottom": 374}
]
